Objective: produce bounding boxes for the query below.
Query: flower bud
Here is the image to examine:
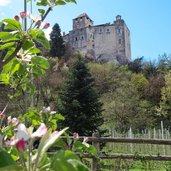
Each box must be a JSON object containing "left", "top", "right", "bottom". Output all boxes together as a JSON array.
[
  {"left": 16, "top": 138, "right": 26, "bottom": 152},
  {"left": 20, "top": 11, "right": 27, "bottom": 19},
  {"left": 11, "top": 117, "right": 19, "bottom": 125},
  {"left": 14, "top": 15, "right": 20, "bottom": 21},
  {"left": 43, "top": 22, "right": 50, "bottom": 29},
  {"left": 36, "top": 19, "right": 42, "bottom": 26},
  {"left": 0, "top": 113, "right": 5, "bottom": 118}
]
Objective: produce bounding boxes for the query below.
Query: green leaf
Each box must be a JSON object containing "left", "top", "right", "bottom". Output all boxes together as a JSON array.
[
  {"left": 68, "top": 159, "right": 89, "bottom": 171},
  {"left": 53, "top": 150, "right": 80, "bottom": 160},
  {"left": 27, "top": 82, "right": 35, "bottom": 95},
  {"left": 0, "top": 31, "right": 20, "bottom": 43},
  {"left": 3, "top": 19, "right": 22, "bottom": 31},
  {"left": 65, "top": 0, "right": 76, "bottom": 3},
  {"left": 38, "top": 9, "right": 45, "bottom": 16},
  {"left": 0, "top": 148, "right": 16, "bottom": 168},
  {"left": 55, "top": 114, "right": 65, "bottom": 120},
  {"left": 32, "top": 56, "right": 49, "bottom": 69},
  {"left": 0, "top": 42, "right": 15, "bottom": 50},
  {"left": 22, "top": 40, "right": 34, "bottom": 50},
  {"left": 51, "top": 158, "right": 76, "bottom": 171},
  {"left": 3, "top": 58, "right": 20, "bottom": 77},
  {"left": 29, "top": 29, "right": 50, "bottom": 49},
  {"left": 36, "top": 0, "right": 49, "bottom": 6},
  {"left": 51, "top": 150, "right": 89, "bottom": 171},
  {"left": 55, "top": 0, "right": 66, "bottom": 5},
  {"left": 9, "top": 59, "right": 20, "bottom": 76},
  {"left": 32, "top": 66, "right": 46, "bottom": 77},
  {"left": 29, "top": 29, "right": 41, "bottom": 38},
  {"left": 0, "top": 73, "right": 10, "bottom": 84},
  {"left": 0, "top": 32, "right": 11, "bottom": 40},
  {"left": 28, "top": 47, "right": 41, "bottom": 54},
  {"left": 0, "top": 165, "right": 23, "bottom": 171},
  {"left": 3, "top": 47, "right": 15, "bottom": 61},
  {"left": 9, "top": 148, "right": 19, "bottom": 161},
  {"left": 35, "top": 33, "right": 50, "bottom": 50}
]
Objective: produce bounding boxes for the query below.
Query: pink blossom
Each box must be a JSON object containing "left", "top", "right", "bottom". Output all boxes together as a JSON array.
[
  {"left": 31, "top": 123, "right": 47, "bottom": 138},
  {"left": 27, "top": 13, "right": 36, "bottom": 21},
  {"left": 51, "top": 131, "right": 59, "bottom": 137},
  {"left": 5, "top": 136, "right": 16, "bottom": 146},
  {"left": 35, "top": 19, "right": 42, "bottom": 26},
  {"left": 43, "top": 22, "right": 50, "bottom": 29},
  {"left": 0, "top": 113, "right": 5, "bottom": 118},
  {"left": 42, "top": 106, "right": 51, "bottom": 113},
  {"left": 20, "top": 11, "right": 27, "bottom": 19},
  {"left": 14, "top": 15, "right": 19, "bottom": 21},
  {"left": 7, "top": 116, "right": 19, "bottom": 125},
  {"left": 7, "top": 116, "right": 11, "bottom": 123},
  {"left": 16, "top": 123, "right": 30, "bottom": 141},
  {"left": 11, "top": 117, "right": 19, "bottom": 125},
  {"left": 15, "top": 138, "right": 26, "bottom": 152}
]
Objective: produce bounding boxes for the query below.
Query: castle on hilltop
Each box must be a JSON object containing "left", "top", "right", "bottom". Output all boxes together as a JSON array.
[{"left": 63, "top": 13, "right": 131, "bottom": 64}]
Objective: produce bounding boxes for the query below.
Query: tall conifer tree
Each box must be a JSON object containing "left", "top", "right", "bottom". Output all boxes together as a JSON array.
[
  {"left": 58, "top": 56, "right": 103, "bottom": 135},
  {"left": 49, "top": 23, "right": 65, "bottom": 58}
]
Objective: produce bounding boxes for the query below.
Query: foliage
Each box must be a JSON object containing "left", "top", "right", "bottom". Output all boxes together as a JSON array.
[
  {"left": 58, "top": 56, "right": 103, "bottom": 135},
  {"left": 128, "top": 57, "right": 144, "bottom": 73},
  {"left": 144, "top": 74, "right": 165, "bottom": 104},
  {"left": 156, "top": 71, "right": 171, "bottom": 127},
  {"left": 0, "top": 17, "right": 49, "bottom": 98},
  {"left": 0, "top": 1, "right": 95, "bottom": 171},
  {"left": 157, "top": 53, "right": 171, "bottom": 74},
  {"left": 131, "top": 73, "right": 148, "bottom": 94},
  {"left": 49, "top": 23, "right": 65, "bottom": 58},
  {"left": 0, "top": 106, "right": 95, "bottom": 171},
  {"left": 89, "top": 63, "right": 156, "bottom": 131}
]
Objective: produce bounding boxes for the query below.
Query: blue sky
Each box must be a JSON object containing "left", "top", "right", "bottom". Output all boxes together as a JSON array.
[{"left": 0, "top": 0, "right": 171, "bottom": 61}]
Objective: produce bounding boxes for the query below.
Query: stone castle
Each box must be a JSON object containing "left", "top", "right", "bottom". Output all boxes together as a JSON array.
[{"left": 63, "top": 13, "right": 131, "bottom": 64}]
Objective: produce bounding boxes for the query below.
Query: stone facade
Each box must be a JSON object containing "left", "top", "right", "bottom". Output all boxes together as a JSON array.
[{"left": 63, "top": 13, "right": 131, "bottom": 64}]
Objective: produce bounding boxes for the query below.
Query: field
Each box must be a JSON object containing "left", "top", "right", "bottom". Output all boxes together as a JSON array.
[{"left": 96, "top": 127, "right": 171, "bottom": 171}]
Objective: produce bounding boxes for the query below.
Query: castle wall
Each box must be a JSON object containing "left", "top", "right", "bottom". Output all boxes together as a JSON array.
[
  {"left": 63, "top": 14, "right": 131, "bottom": 64},
  {"left": 124, "top": 25, "right": 131, "bottom": 62},
  {"left": 93, "top": 25, "right": 117, "bottom": 61}
]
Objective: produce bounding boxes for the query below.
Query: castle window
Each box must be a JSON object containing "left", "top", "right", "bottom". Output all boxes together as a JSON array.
[
  {"left": 117, "top": 28, "right": 122, "bottom": 34},
  {"left": 106, "top": 28, "right": 110, "bottom": 33},
  {"left": 118, "top": 39, "right": 122, "bottom": 45},
  {"left": 99, "top": 28, "right": 103, "bottom": 34},
  {"left": 81, "top": 36, "right": 84, "bottom": 40},
  {"left": 75, "top": 37, "right": 78, "bottom": 41}
]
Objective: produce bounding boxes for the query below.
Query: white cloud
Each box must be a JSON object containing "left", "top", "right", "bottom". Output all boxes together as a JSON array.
[{"left": 0, "top": 0, "right": 11, "bottom": 6}]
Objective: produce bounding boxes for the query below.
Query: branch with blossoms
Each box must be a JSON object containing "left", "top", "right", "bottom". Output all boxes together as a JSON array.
[
  {"left": 0, "top": 106, "right": 91, "bottom": 171},
  {"left": 0, "top": 0, "right": 77, "bottom": 97},
  {"left": 1, "top": 11, "right": 50, "bottom": 69},
  {"left": 0, "top": 0, "right": 94, "bottom": 170}
]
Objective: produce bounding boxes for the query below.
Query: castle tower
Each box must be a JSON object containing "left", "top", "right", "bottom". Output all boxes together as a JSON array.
[
  {"left": 73, "top": 13, "right": 93, "bottom": 30},
  {"left": 114, "top": 15, "right": 131, "bottom": 63}
]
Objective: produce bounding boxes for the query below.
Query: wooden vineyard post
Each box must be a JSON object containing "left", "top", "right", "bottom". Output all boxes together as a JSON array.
[{"left": 92, "top": 131, "right": 100, "bottom": 171}]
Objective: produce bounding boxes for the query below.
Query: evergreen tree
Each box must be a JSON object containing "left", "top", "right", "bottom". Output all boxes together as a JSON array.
[
  {"left": 58, "top": 56, "right": 103, "bottom": 135},
  {"left": 49, "top": 23, "right": 65, "bottom": 58}
]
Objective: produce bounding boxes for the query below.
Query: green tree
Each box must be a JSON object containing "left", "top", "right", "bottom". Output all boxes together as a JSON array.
[
  {"left": 128, "top": 57, "right": 143, "bottom": 73},
  {"left": 49, "top": 23, "right": 65, "bottom": 58},
  {"left": 58, "top": 56, "right": 103, "bottom": 135},
  {"left": 156, "top": 71, "right": 171, "bottom": 127}
]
